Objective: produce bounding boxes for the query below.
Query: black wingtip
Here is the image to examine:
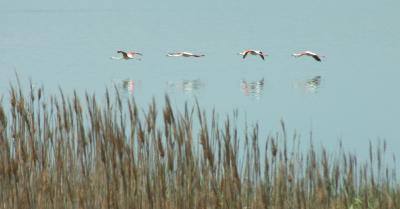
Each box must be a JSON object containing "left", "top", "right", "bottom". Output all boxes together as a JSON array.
[{"left": 313, "top": 55, "right": 321, "bottom": 62}]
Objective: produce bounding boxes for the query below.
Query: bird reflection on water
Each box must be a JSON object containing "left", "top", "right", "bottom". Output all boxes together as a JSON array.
[
  {"left": 306, "top": 76, "right": 321, "bottom": 88},
  {"left": 122, "top": 79, "right": 135, "bottom": 95},
  {"left": 240, "top": 78, "right": 265, "bottom": 99},
  {"left": 167, "top": 79, "right": 203, "bottom": 94},
  {"left": 295, "top": 76, "right": 322, "bottom": 93},
  {"left": 112, "top": 79, "right": 138, "bottom": 96}
]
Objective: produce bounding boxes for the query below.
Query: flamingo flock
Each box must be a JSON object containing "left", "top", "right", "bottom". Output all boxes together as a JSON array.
[
  {"left": 111, "top": 50, "right": 325, "bottom": 62},
  {"left": 111, "top": 49, "right": 324, "bottom": 97}
]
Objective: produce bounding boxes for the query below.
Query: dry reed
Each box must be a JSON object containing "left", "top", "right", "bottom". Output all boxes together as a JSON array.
[{"left": 0, "top": 84, "right": 399, "bottom": 209}]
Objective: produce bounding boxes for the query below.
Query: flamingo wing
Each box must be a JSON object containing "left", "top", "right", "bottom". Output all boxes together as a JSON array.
[
  {"left": 312, "top": 55, "right": 321, "bottom": 62},
  {"left": 242, "top": 51, "right": 249, "bottom": 59},
  {"left": 117, "top": 51, "right": 128, "bottom": 56}
]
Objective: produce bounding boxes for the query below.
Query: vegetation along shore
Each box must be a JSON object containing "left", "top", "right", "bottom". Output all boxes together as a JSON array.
[{"left": 0, "top": 84, "right": 398, "bottom": 209}]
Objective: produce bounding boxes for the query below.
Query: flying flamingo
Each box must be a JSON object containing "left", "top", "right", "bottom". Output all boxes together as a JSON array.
[
  {"left": 111, "top": 50, "right": 142, "bottom": 60},
  {"left": 238, "top": 50, "right": 268, "bottom": 60},
  {"left": 166, "top": 52, "right": 205, "bottom": 58},
  {"left": 239, "top": 50, "right": 268, "bottom": 60},
  {"left": 292, "top": 51, "right": 324, "bottom": 62}
]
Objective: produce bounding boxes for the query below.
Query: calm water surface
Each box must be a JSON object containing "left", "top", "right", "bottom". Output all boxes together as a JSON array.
[{"left": 1, "top": 0, "right": 400, "bottom": 156}]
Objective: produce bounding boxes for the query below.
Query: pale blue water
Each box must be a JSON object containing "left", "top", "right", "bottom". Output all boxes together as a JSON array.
[{"left": 1, "top": 0, "right": 400, "bottom": 156}]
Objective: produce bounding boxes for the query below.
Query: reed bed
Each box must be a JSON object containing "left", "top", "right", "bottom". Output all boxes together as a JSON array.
[{"left": 0, "top": 84, "right": 399, "bottom": 209}]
